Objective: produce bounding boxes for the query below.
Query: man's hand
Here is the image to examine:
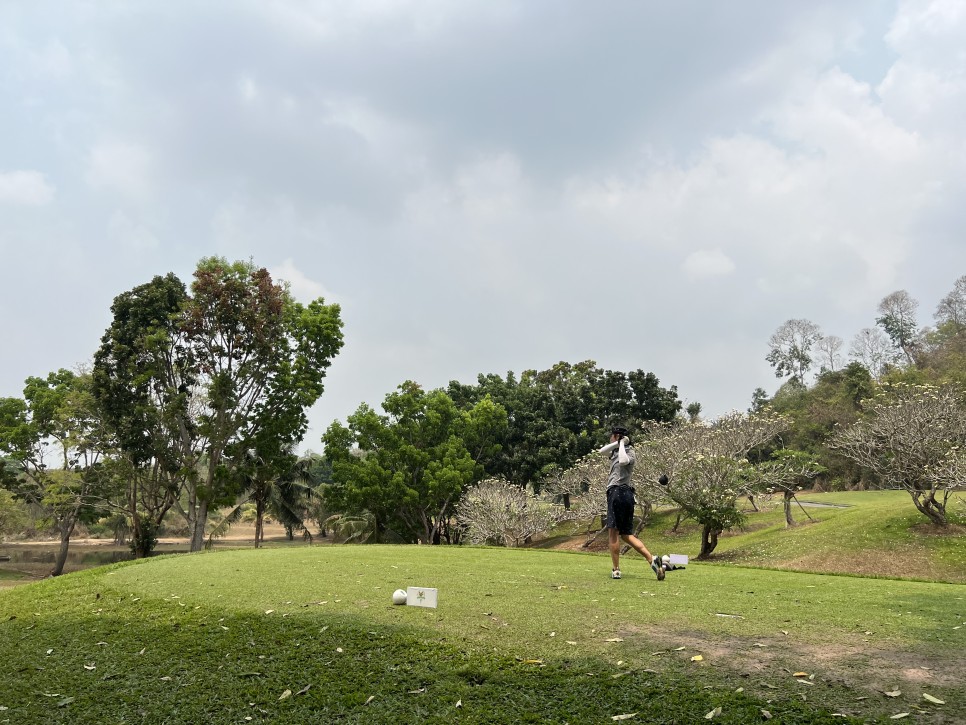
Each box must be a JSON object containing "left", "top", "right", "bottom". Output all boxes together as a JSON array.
[{"left": 621, "top": 436, "right": 630, "bottom": 446}]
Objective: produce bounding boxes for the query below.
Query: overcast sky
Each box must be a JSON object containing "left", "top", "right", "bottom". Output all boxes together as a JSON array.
[{"left": 2, "top": 1, "right": 964, "bottom": 451}]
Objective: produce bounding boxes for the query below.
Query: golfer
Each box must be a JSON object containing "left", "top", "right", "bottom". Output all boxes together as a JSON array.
[{"left": 600, "top": 426, "right": 665, "bottom": 581}]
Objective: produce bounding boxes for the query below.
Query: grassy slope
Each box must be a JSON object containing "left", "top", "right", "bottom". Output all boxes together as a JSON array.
[
  {"left": 546, "top": 491, "right": 966, "bottom": 584},
  {"left": 1, "top": 542, "right": 964, "bottom": 724}
]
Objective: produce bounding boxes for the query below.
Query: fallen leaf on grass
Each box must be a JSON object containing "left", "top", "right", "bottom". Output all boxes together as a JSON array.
[
  {"left": 793, "top": 672, "right": 808, "bottom": 677},
  {"left": 890, "top": 714, "right": 910, "bottom": 720},
  {"left": 522, "top": 659, "right": 544, "bottom": 665},
  {"left": 566, "top": 641, "right": 577, "bottom": 645},
  {"left": 922, "top": 694, "right": 945, "bottom": 705},
  {"left": 753, "top": 643, "right": 767, "bottom": 648},
  {"left": 83, "top": 663, "right": 95, "bottom": 671},
  {"left": 691, "top": 655, "right": 704, "bottom": 662},
  {"left": 674, "top": 646, "right": 686, "bottom": 651},
  {"left": 605, "top": 638, "right": 624, "bottom": 643},
  {"left": 408, "top": 688, "right": 426, "bottom": 694},
  {"left": 611, "top": 713, "right": 637, "bottom": 721},
  {"left": 455, "top": 699, "right": 462, "bottom": 708},
  {"left": 884, "top": 690, "right": 902, "bottom": 697},
  {"left": 705, "top": 706, "right": 721, "bottom": 719},
  {"left": 57, "top": 698, "right": 74, "bottom": 707},
  {"left": 279, "top": 689, "right": 292, "bottom": 701},
  {"left": 296, "top": 685, "right": 311, "bottom": 696},
  {"left": 264, "top": 610, "right": 275, "bottom": 615},
  {"left": 760, "top": 710, "right": 772, "bottom": 720},
  {"left": 364, "top": 696, "right": 375, "bottom": 705}
]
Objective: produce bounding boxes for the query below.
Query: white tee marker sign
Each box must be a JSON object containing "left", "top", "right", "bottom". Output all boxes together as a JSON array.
[{"left": 406, "top": 587, "right": 438, "bottom": 609}]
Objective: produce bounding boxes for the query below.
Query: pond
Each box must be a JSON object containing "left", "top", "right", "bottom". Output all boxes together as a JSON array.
[{"left": 0, "top": 542, "right": 192, "bottom": 580}]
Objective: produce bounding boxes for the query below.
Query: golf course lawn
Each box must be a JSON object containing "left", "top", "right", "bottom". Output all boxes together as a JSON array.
[{"left": 1, "top": 542, "right": 963, "bottom": 724}]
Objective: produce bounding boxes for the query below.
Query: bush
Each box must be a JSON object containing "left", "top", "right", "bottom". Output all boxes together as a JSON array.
[{"left": 0, "top": 489, "right": 30, "bottom": 540}]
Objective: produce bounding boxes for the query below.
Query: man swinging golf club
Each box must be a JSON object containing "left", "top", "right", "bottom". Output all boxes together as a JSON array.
[{"left": 599, "top": 426, "right": 665, "bottom": 581}]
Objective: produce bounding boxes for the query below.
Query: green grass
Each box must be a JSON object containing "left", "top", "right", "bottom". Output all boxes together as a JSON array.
[
  {"left": 2, "top": 543, "right": 964, "bottom": 724},
  {"left": 559, "top": 491, "right": 966, "bottom": 584}
]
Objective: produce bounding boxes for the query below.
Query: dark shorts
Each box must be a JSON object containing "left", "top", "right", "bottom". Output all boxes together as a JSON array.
[{"left": 606, "top": 485, "right": 635, "bottom": 536}]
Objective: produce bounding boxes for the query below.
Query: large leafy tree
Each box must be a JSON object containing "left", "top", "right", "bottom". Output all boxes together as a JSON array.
[
  {"left": 0, "top": 370, "right": 115, "bottom": 575},
  {"left": 93, "top": 258, "right": 344, "bottom": 551},
  {"left": 91, "top": 272, "right": 188, "bottom": 556},
  {"left": 447, "top": 360, "right": 680, "bottom": 487},
  {"left": 323, "top": 382, "right": 507, "bottom": 543}
]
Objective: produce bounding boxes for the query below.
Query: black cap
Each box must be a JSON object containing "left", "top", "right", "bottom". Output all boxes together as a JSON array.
[{"left": 611, "top": 426, "right": 628, "bottom": 437}]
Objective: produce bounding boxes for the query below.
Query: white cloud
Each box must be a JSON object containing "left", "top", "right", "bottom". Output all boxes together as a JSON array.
[
  {"left": 683, "top": 249, "right": 736, "bottom": 280},
  {"left": 0, "top": 170, "right": 55, "bottom": 205},
  {"left": 269, "top": 258, "right": 338, "bottom": 304}
]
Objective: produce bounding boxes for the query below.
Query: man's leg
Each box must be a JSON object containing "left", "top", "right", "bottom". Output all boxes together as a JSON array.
[
  {"left": 622, "top": 534, "right": 665, "bottom": 580},
  {"left": 621, "top": 534, "right": 655, "bottom": 564},
  {"left": 609, "top": 528, "right": 621, "bottom": 571}
]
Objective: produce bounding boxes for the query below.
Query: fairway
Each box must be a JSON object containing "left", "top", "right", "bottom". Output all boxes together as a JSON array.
[{"left": 1, "top": 545, "right": 963, "bottom": 723}]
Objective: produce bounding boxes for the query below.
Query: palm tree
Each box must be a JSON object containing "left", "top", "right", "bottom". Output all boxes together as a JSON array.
[{"left": 207, "top": 451, "right": 320, "bottom": 548}]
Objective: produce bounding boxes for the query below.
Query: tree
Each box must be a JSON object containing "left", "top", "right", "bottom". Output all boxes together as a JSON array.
[
  {"left": 753, "top": 449, "right": 825, "bottom": 527},
  {"left": 0, "top": 370, "right": 114, "bottom": 575},
  {"left": 935, "top": 275, "right": 966, "bottom": 333},
  {"left": 91, "top": 272, "right": 190, "bottom": 556},
  {"left": 749, "top": 387, "right": 770, "bottom": 414},
  {"left": 93, "top": 258, "right": 344, "bottom": 551},
  {"left": 685, "top": 402, "right": 702, "bottom": 422},
  {"left": 831, "top": 383, "right": 966, "bottom": 526},
  {"left": 323, "top": 382, "right": 506, "bottom": 543},
  {"left": 207, "top": 448, "right": 319, "bottom": 548},
  {"left": 816, "top": 335, "right": 844, "bottom": 373},
  {"left": 0, "top": 488, "right": 29, "bottom": 539},
  {"left": 876, "top": 290, "right": 920, "bottom": 366},
  {"left": 633, "top": 412, "right": 790, "bottom": 558},
  {"left": 446, "top": 361, "right": 680, "bottom": 487},
  {"left": 766, "top": 363, "right": 875, "bottom": 491},
  {"left": 766, "top": 319, "right": 823, "bottom": 384},
  {"left": 849, "top": 328, "right": 893, "bottom": 380},
  {"left": 456, "top": 478, "right": 564, "bottom": 547}
]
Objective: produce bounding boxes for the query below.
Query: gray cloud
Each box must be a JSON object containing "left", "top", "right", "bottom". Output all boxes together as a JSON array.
[{"left": 1, "top": 0, "right": 964, "bottom": 450}]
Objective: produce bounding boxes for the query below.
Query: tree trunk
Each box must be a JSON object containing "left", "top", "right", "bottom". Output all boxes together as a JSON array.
[
  {"left": 51, "top": 521, "right": 75, "bottom": 577},
  {"left": 255, "top": 499, "right": 264, "bottom": 548},
  {"left": 748, "top": 495, "right": 759, "bottom": 512},
  {"left": 189, "top": 499, "right": 209, "bottom": 552},
  {"left": 672, "top": 510, "right": 684, "bottom": 533},
  {"left": 911, "top": 491, "right": 947, "bottom": 526},
  {"left": 562, "top": 493, "right": 571, "bottom": 510},
  {"left": 698, "top": 524, "right": 719, "bottom": 559},
  {"left": 784, "top": 490, "right": 795, "bottom": 527}
]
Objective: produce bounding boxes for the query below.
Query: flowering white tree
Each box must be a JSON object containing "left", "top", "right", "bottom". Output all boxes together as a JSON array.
[
  {"left": 831, "top": 383, "right": 966, "bottom": 526},
  {"left": 456, "top": 478, "right": 567, "bottom": 547},
  {"left": 633, "top": 412, "right": 791, "bottom": 558}
]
